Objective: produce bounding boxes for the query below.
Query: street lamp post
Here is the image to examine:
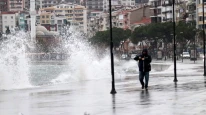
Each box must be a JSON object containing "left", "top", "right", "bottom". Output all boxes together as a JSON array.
[
  {"left": 109, "top": 0, "right": 116, "bottom": 94},
  {"left": 203, "top": 0, "right": 206, "bottom": 76},
  {"left": 172, "top": 0, "right": 177, "bottom": 82}
]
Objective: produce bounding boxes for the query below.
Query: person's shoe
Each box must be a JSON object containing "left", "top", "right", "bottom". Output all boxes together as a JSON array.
[
  {"left": 142, "top": 86, "right": 144, "bottom": 89},
  {"left": 145, "top": 86, "right": 148, "bottom": 90}
]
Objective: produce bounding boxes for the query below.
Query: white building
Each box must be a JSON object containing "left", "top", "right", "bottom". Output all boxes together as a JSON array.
[
  {"left": 161, "top": 0, "right": 173, "bottom": 22},
  {"left": 120, "top": 0, "right": 136, "bottom": 6},
  {"left": 103, "top": 0, "right": 121, "bottom": 12},
  {"left": 149, "top": 0, "right": 173, "bottom": 23},
  {"left": 149, "top": 0, "right": 189, "bottom": 23},
  {"left": 1, "top": 12, "right": 17, "bottom": 33}
]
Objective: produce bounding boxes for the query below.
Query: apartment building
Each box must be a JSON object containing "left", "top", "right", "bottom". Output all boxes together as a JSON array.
[
  {"left": 39, "top": 12, "right": 68, "bottom": 32},
  {"left": 39, "top": 3, "right": 87, "bottom": 33},
  {"left": 186, "top": 0, "right": 196, "bottom": 22},
  {"left": 149, "top": 0, "right": 191, "bottom": 23},
  {"left": 116, "top": 6, "right": 151, "bottom": 29},
  {"left": 103, "top": 0, "right": 121, "bottom": 12},
  {"left": 197, "top": 0, "right": 205, "bottom": 29},
  {"left": 35, "top": 0, "right": 81, "bottom": 10},
  {"left": 0, "top": 0, "right": 8, "bottom": 12},
  {"left": 8, "top": 0, "right": 25, "bottom": 11},
  {"left": 87, "top": 5, "right": 151, "bottom": 38},
  {"left": 87, "top": 11, "right": 104, "bottom": 37},
  {"left": 161, "top": 0, "right": 173, "bottom": 22},
  {"left": 149, "top": 0, "right": 162, "bottom": 23},
  {"left": 18, "top": 12, "right": 29, "bottom": 31},
  {"left": 40, "top": 12, "right": 53, "bottom": 31},
  {"left": 1, "top": 12, "right": 17, "bottom": 33},
  {"left": 120, "top": 0, "right": 136, "bottom": 6},
  {"left": 86, "top": 0, "right": 103, "bottom": 11}
]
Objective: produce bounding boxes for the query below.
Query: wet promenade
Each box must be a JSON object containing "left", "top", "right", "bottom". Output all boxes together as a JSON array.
[{"left": 1, "top": 60, "right": 206, "bottom": 115}]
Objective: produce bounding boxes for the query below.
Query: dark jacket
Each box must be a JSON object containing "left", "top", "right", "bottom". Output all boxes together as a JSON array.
[{"left": 134, "top": 49, "right": 152, "bottom": 72}]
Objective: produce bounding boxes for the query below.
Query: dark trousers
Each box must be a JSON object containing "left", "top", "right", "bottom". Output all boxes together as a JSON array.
[{"left": 139, "top": 71, "right": 149, "bottom": 87}]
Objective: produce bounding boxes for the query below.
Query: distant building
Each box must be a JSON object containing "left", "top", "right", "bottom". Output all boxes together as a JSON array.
[
  {"left": 116, "top": 5, "right": 151, "bottom": 30},
  {"left": 1, "top": 12, "right": 18, "bottom": 33},
  {"left": 103, "top": 0, "right": 121, "bottom": 12},
  {"left": 149, "top": 0, "right": 190, "bottom": 23},
  {"left": 8, "top": 0, "right": 25, "bottom": 11},
  {"left": 120, "top": 0, "right": 136, "bottom": 6},
  {"left": 0, "top": 0, "right": 8, "bottom": 12},
  {"left": 18, "top": 12, "right": 29, "bottom": 31},
  {"left": 87, "top": 5, "right": 151, "bottom": 37},
  {"left": 86, "top": 0, "right": 104, "bottom": 11},
  {"left": 39, "top": 3, "right": 87, "bottom": 33},
  {"left": 35, "top": 0, "right": 81, "bottom": 10}
]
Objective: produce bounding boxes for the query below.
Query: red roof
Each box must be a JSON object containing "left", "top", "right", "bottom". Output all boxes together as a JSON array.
[{"left": 1, "top": 11, "right": 17, "bottom": 14}]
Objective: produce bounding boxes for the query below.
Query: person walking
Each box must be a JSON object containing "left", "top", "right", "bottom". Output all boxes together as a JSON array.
[{"left": 134, "top": 49, "right": 152, "bottom": 90}]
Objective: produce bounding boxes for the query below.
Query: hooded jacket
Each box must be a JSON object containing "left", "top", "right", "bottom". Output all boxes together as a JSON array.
[{"left": 134, "top": 49, "right": 152, "bottom": 72}]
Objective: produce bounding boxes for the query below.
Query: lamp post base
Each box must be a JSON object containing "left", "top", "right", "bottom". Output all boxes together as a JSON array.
[
  {"left": 110, "top": 89, "right": 117, "bottom": 94},
  {"left": 173, "top": 79, "right": 178, "bottom": 82}
]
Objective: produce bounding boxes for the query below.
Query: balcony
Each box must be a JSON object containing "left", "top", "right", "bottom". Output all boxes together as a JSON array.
[
  {"left": 162, "top": 7, "right": 172, "bottom": 13},
  {"left": 166, "top": 13, "right": 173, "bottom": 18},
  {"left": 162, "top": 0, "right": 173, "bottom": 6}
]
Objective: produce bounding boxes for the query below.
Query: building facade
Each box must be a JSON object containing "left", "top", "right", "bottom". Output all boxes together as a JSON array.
[
  {"left": 149, "top": 0, "right": 162, "bottom": 23},
  {"left": 8, "top": 0, "right": 25, "bottom": 11},
  {"left": 87, "top": 5, "right": 151, "bottom": 37},
  {"left": 197, "top": 0, "right": 205, "bottom": 29},
  {"left": 149, "top": 0, "right": 191, "bottom": 23},
  {"left": 1, "top": 12, "right": 17, "bottom": 33},
  {"left": 35, "top": 0, "right": 81, "bottom": 10},
  {"left": 18, "top": 12, "right": 29, "bottom": 31},
  {"left": 0, "top": 0, "right": 8, "bottom": 13},
  {"left": 39, "top": 3, "right": 87, "bottom": 33},
  {"left": 86, "top": 0, "right": 104, "bottom": 11},
  {"left": 161, "top": 0, "right": 173, "bottom": 22},
  {"left": 120, "top": 0, "right": 136, "bottom": 6},
  {"left": 103, "top": 0, "right": 121, "bottom": 12}
]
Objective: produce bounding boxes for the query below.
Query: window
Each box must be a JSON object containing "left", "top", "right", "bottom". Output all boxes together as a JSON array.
[
  {"left": 51, "top": 20, "right": 55, "bottom": 24},
  {"left": 57, "top": 20, "right": 62, "bottom": 24},
  {"left": 42, "top": 20, "right": 45, "bottom": 23},
  {"left": 4, "top": 16, "right": 7, "bottom": 19},
  {"left": 46, "top": 15, "right": 49, "bottom": 18},
  {"left": 42, "top": 16, "right": 45, "bottom": 18},
  {"left": 11, "top": 16, "right": 13, "bottom": 19}
]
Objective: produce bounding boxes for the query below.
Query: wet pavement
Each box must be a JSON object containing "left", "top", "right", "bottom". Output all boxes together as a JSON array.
[
  {"left": 1, "top": 76, "right": 206, "bottom": 115},
  {"left": 1, "top": 60, "right": 206, "bottom": 115}
]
